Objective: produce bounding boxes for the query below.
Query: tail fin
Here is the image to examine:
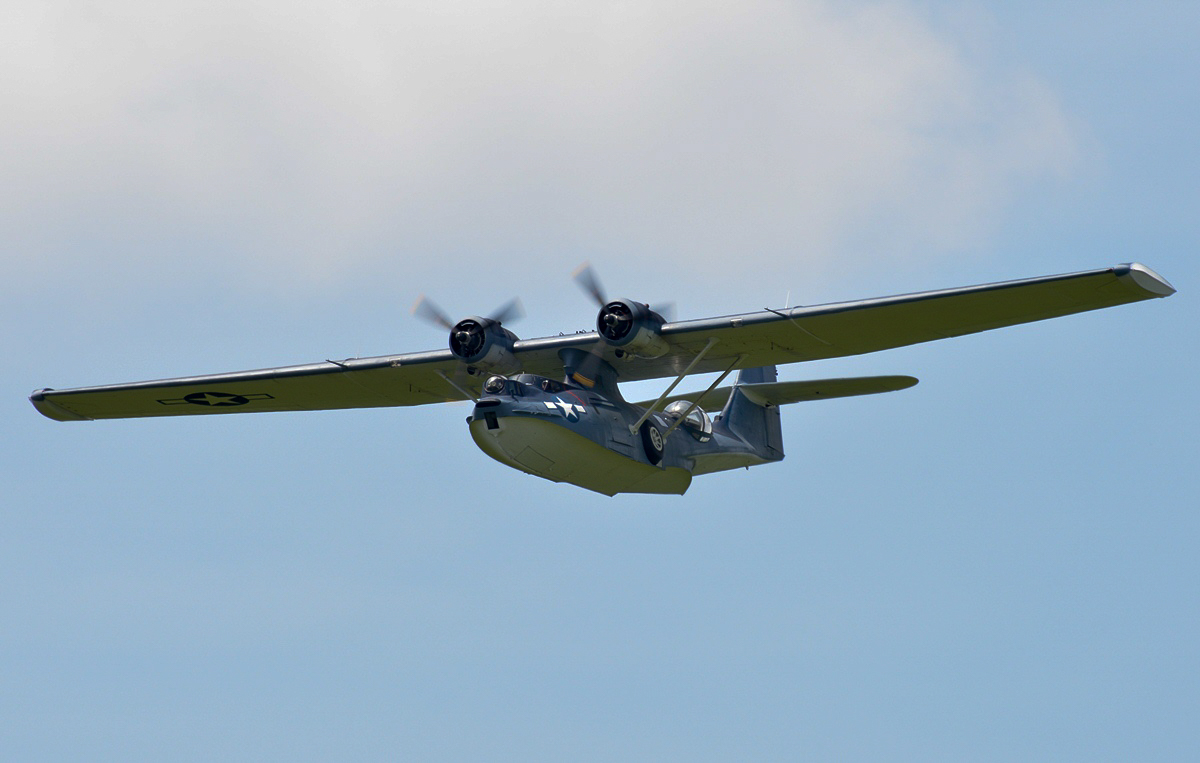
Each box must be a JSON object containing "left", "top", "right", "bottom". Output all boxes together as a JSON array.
[
  {"left": 735, "top": 365, "right": 777, "bottom": 385},
  {"left": 719, "top": 365, "right": 784, "bottom": 461}
]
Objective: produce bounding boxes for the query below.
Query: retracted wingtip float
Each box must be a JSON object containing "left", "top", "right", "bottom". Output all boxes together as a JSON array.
[{"left": 31, "top": 261, "right": 1175, "bottom": 495}]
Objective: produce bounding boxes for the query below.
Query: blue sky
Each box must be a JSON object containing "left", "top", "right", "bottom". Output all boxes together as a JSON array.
[{"left": 3, "top": 2, "right": 1197, "bottom": 760}]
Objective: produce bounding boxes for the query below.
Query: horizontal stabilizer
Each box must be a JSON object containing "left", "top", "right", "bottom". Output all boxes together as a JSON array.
[{"left": 637, "top": 375, "right": 917, "bottom": 411}]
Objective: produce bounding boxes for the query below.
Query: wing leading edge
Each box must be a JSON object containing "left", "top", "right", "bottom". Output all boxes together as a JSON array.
[{"left": 31, "top": 263, "right": 1174, "bottom": 421}]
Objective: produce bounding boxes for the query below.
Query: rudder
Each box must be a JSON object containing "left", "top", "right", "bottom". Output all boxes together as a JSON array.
[{"left": 719, "top": 365, "right": 784, "bottom": 461}]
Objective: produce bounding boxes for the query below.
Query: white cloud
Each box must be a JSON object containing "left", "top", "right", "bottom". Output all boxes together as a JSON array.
[{"left": 0, "top": 1, "right": 1075, "bottom": 293}]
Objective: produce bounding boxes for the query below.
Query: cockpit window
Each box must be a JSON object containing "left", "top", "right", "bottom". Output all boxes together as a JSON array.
[{"left": 510, "top": 374, "right": 576, "bottom": 394}]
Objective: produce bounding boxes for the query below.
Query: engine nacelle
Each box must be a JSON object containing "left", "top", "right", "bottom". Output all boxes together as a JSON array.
[
  {"left": 596, "top": 299, "right": 669, "bottom": 359},
  {"left": 449, "top": 317, "right": 521, "bottom": 374}
]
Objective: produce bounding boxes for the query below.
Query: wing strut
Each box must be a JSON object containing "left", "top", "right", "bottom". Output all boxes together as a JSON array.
[
  {"left": 435, "top": 370, "right": 479, "bottom": 403},
  {"left": 629, "top": 337, "right": 718, "bottom": 434}
]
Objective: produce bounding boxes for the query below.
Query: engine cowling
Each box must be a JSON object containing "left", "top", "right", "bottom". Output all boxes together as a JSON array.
[
  {"left": 449, "top": 317, "right": 521, "bottom": 374},
  {"left": 596, "top": 299, "right": 669, "bottom": 359}
]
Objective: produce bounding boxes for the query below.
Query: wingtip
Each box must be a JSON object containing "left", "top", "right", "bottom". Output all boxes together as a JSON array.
[
  {"left": 30, "top": 389, "right": 91, "bottom": 421},
  {"left": 1116, "top": 262, "right": 1176, "bottom": 297}
]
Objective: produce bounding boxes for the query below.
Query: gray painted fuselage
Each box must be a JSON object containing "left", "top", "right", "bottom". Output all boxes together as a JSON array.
[{"left": 467, "top": 363, "right": 781, "bottom": 496}]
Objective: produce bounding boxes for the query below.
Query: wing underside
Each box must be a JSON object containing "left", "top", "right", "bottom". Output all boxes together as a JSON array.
[
  {"left": 32, "top": 263, "right": 1173, "bottom": 421},
  {"left": 510, "top": 262, "right": 1175, "bottom": 381},
  {"left": 31, "top": 353, "right": 471, "bottom": 421}
]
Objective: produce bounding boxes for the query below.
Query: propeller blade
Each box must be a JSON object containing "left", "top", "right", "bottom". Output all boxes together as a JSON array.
[
  {"left": 487, "top": 297, "right": 525, "bottom": 326},
  {"left": 570, "top": 340, "right": 608, "bottom": 388},
  {"left": 651, "top": 302, "right": 676, "bottom": 323},
  {"left": 573, "top": 262, "right": 607, "bottom": 307},
  {"left": 412, "top": 295, "right": 454, "bottom": 330}
]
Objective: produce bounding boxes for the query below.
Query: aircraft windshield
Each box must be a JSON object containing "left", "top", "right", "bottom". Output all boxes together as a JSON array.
[{"left": 513, "top": 374, "right": 572, "bottom": 394}]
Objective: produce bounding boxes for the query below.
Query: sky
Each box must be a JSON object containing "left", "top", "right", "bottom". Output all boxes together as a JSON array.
[{"left": 2, "top": 2, "right": 1197, "bottom": 760}]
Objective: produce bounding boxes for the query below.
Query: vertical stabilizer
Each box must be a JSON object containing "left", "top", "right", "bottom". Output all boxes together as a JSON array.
[
  {"left": 735, "top": 365, "right": 777, "bottom": 386},
  {"left": 719, "top": 366, "right": 784, "bottom": 461}
]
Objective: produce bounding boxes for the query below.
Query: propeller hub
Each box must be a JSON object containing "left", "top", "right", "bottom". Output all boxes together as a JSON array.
[
  {"left": 598, "top": 301, "right": 636, "bottom": 341},
  {"left": 449, "top": 318, "right": 488, "bottom": 358}
]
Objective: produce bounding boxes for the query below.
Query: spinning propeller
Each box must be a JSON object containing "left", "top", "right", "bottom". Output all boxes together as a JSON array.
[
  {"left": 569, "top": 263, "right": 674, "bottom": 386},
  {"left": 572, "top": 263, "right": 674, "bottom": 327},
  {"left": 412, "top": 295, "right": 524, "bottom": 331},
  {"left": 411, "top": 266, "right": 672, "bottom": 392},
  {"left": 411, "top": 295, "right": 525, "bottom": 389}
]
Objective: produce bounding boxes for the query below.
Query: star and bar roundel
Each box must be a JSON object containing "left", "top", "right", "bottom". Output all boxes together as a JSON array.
[{"left": 157, "top": 391, "right": 275, "bottom": 407}]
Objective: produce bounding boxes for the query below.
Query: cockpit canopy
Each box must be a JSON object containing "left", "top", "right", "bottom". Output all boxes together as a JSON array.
[
  {"left": 663, "top": 400, "right": 713, "bottom": 442},
  {"left": 512, "top": 373, "right": 571, "bottom": 393},
  {"left": 483, "top": 373, "right": 577, "bottom": 397}
]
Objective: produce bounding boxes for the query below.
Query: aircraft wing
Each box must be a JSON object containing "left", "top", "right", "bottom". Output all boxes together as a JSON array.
[
  {"left": 509, "top": 262, "right": 1176, "bottom": 381},
  {"left": 30, "top": 350, "right": 475, "bottom": 421},
  {"left": 32, "top": 262, "right": 1173, "bottom": 422}
]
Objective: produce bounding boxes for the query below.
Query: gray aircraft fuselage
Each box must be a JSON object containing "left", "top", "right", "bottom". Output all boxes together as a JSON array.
[{"left": 466, "top": 359, "right": 782, "bottom": 496}]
